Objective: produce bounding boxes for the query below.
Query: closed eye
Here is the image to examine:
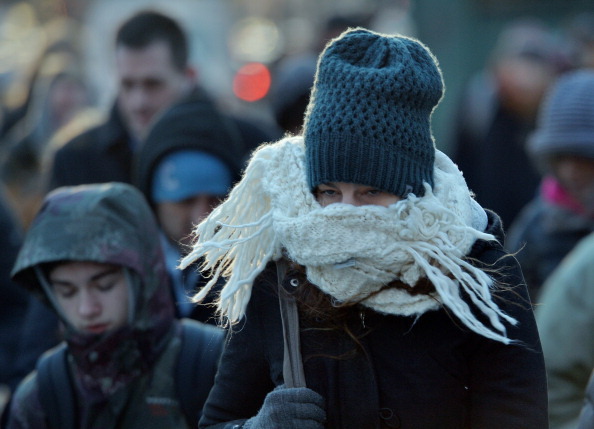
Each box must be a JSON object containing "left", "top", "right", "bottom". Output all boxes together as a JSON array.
[{"left": 54, "top": 284, "right": 77, "bottom": 299}]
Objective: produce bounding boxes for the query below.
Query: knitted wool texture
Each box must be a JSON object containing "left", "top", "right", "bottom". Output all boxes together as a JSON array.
[
  {"left": 528, "top": 69, "right": 594, "bottom": 165},
  {"left": 180, "top": 137, "right": 517, "bottom": 344},
  {"left": 303, "top": 28, "right": 444, "bottom": 197}
]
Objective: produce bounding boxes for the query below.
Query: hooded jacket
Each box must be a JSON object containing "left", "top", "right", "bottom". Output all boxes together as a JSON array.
[
  {"left": 7, "top": 183, "right": 202, "bottom": 428},
  {"left": 133, "top": 87, "right": 248, "bottom": 205},
  {"left": 132, "top": 88, "right": 251, "bottom": 324}
]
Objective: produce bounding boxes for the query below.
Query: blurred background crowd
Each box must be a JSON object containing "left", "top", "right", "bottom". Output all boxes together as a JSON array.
[
  {"left": 0, "top": 0, "right": 592, "bottom": 226},
  {"left": 1, "top": 0, "right": 594, "bottom": 427}
]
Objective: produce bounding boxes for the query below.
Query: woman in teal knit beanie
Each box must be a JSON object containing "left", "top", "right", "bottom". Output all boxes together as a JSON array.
[{"left": 181, "top": 28, "right": 548, "bottom": 429}]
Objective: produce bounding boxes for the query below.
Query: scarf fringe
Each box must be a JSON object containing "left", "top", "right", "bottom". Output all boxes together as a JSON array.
[
  {"left": 180, "top": 143, "right": 282, "bottom": 323},
  {"left": 410, "top": 246, "right": 516, "bottom": 344},
  {"left": 180, "top": 137, "right": 518, "bottom": 343}
]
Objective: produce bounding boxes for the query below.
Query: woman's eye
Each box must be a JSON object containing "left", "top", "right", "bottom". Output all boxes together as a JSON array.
[
  {"left": 316, "top": 188, "right": 337, "bottom": 197},
  {"left": 365, "top": 189, "right": 382, "bottom": 196}
]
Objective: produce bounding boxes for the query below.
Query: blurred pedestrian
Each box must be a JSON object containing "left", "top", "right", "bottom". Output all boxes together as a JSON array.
[
  {"left": 1, "top": 50, "right": 94, "bottom": 228},
  {"left": 536, "top": 230, "right": 594, "bottom": 429},
  {"left": 451, "top": 18, "right": 569, "bottom": 229},
  {"left": 47, "top": 10, "right": 196, "bottom": 189},
  {"left": 269, "top": 53, "right": 317, "bottom": 135},
  {"left": 133, "top": 95, "right": 248, "bottom": 323},
  {"left": 181, "top": 28, "right": 548, "bottom": 428},
  {"left": 0, "top": 15, "right": 87, "bottom": 142},
  {"left": 507, "top": 70, "right": 594, "bottom": 303},
  {"left": 6, "top": 182, "right": 223, "bottom": 429},
  {"left": 48, "top": 9, "right": 277, "bottom": 190}
]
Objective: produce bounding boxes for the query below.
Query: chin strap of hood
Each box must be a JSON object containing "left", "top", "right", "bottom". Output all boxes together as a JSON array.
[{"left": 180, "top": 136, "right": 517, "bottom": 344}]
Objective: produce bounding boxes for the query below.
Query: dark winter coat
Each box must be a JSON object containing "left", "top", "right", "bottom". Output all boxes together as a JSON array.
[
  {"left": 199, "top": 212, "right": 549, "bottom": 429},
  {"left": 506, "top": 194, "right": 594, "bottom": 303},
  {"left": 48, "top": 103, "right": 132, "bottom": 190},
  {"left": 451, "top": 73, "right": 541, "bottom": 230},
  {"left": 49, "top": 88, "right": 280, "bottom": 192}
]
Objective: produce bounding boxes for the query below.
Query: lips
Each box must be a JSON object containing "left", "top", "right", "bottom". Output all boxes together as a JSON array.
[{"left": 85, "top": 324, "right": 109, "bottom": 334}]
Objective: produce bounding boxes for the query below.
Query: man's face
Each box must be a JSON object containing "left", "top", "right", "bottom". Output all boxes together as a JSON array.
[
  {"left": 115, "top": 40, "right": 193, "bottom": 140},
  {"left": 50, "top": 261, "right": 129, "bottom": 334}
]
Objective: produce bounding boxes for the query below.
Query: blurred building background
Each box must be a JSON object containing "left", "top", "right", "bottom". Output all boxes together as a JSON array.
[{"left": 0, "top": 0, "right": 593, "bottom": 151}]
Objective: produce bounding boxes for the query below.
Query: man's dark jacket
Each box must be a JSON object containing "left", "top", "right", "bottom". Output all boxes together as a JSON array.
[
  {"left": 49, "top": 102, "right": 132, "bottom": 190},
  {"left": 48, "top": 89, "right": 280, "bottom": 190}
]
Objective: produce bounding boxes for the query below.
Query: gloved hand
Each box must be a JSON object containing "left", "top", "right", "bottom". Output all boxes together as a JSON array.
[{"left": 242, "top": 385, "right": 326, "bottom": 429}]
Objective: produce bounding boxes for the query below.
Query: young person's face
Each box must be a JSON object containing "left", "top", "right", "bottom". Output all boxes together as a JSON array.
[
  {"left": 315, "top": 182, "right": 401, "bottom": 207},
  {"left": 156, "top": 194, "right": 222, "bottom": 248},
  {"left": 50, "top": 261, "right": 129, "bottom": 334},
  {"left": 116, "top": 40, "right": 194, "bottom": 140}
]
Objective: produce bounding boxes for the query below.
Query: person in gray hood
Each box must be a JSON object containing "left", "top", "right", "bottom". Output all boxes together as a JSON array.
[{"left": 6, "top": 182, "right": 223, "bottom": 429}]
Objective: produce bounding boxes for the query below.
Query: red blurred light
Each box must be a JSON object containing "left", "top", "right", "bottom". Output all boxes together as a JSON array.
[{"left": 233, "top": 62, "right": 271, "bottom": 102}]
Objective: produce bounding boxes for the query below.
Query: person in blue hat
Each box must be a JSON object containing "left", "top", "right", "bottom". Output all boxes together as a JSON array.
[
  {"left": 148, "top": 150, "right": 233, "bottom": 319},
  {"left": 180, "top": 28, "right": 548, "bottom": 428},
  {"left": 151, "top": 150, "right": 234, "bottom": 249},
  {"left": 134, "top": 95, "right": 248, "bottom": 323}
]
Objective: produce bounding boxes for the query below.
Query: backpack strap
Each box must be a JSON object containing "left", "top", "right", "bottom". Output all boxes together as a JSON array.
[
  {"left": 276, "top": 259, "right": 306, "bottom": 388},
  {"left": 35, "top": 324, "right": 224, "bottom": 429},
  {"left": 36, "top": 343, "right": 77, "bottom": 429},
  {"left": 176, "top": 319, "right": 225, "bottom": 429}
]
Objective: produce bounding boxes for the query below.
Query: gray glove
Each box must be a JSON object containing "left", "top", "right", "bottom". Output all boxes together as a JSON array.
[{"left": 243, "top": 385, "right": 326, "bottom": 429}]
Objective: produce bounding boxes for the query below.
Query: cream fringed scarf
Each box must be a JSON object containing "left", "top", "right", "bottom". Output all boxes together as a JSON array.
[{"left": 180, "top": 136, "right": 517, "bottom": 344}]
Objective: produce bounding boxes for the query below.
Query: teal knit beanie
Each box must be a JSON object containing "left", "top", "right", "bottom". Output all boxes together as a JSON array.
[{"left": 303, "top": 28, "right": 444, "bottom": 197}]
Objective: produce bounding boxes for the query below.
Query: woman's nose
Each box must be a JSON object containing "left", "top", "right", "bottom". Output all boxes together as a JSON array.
[{"left": 341, "top": 193, "right": 362, "bottom": 206}]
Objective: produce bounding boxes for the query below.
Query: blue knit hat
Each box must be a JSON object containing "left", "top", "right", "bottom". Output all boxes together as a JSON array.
[
  {"left": 152, "top": 150, "right": 233, "bottom": 203},
  {"left": 303, "top": 28, "right": 444, "bottom": 198},
  {"left": 528, "top": 70, "right": 594, "bottom": 167}
]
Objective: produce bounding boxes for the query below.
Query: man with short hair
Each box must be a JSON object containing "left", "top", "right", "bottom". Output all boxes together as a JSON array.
[
  {"left": 48, "top": 10, "right": 196, "bottom": 189},
  {"left": 114, "top": 11, "right": 195, "bottom": 142}
]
